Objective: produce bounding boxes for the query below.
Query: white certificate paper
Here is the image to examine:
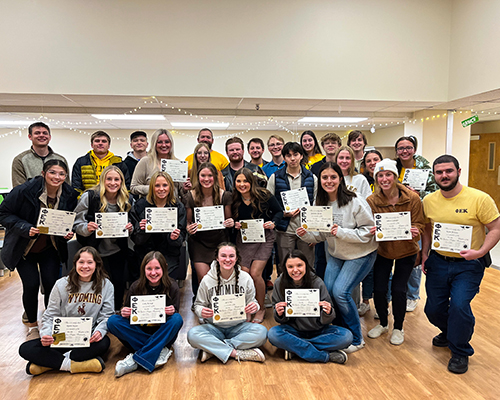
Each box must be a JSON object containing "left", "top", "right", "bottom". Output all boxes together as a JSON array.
[
  {"left": 130, "top": 295, "right": 166, "bottom": 325},
  {"left": 212, "top": 293, "right": 246, "bottom": 324},
  {"left": 300, "top": 206, "right": 333, "bottom": 232},
  {"left": 95, "top": 212, "right": 129, "bottom": 238},
  {"left": 332, "top": 212, "right": 344, "bottom": 228},
  {"left": 240, "top": 219, "right": 265, "bottom": 243},
  {"left": 145, "top": 207, "right": 177, "bottom": 233},
  {"left": 285, "top": 289, "right": 320, "bottom": 317},
  {"left": 402, "top": 169, "right": 430, "bottom": 191},
  {"left": 194, "top": 205, "right": 225, "bottom": 231},
  {"left": 280, "top": 187, "right": 310, "bottom": 212},
  {"left": 160, "top": 159, "right": 189, "bottom": 182},
  {"left": 51, "top": 317, "right": 93, "bottom": 348},
  {"left": 374, "top": 212, "right": 412, "bottom": 241},
  {"left": 36, "top": 208, "right": 76, "bottom": 237},
  {"left": 431, "top": 222, "right": 473, "bottom": 254}
]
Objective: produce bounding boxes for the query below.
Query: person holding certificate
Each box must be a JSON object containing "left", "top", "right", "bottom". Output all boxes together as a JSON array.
[
  {"left": 333, "top": 146, "right": 371, "bottom": 199},
  {"left": 365, "top": 159, "right": 424, "bottom": 346},
  {"left": 394, "top": 136, "right": 439, "bottom": 313},
  {"left": 300, "top": 130, "right": 324, "bottom": 169},
  {"left": 296, "top": 162, "right": 377, "bottom": 353},
  {"left": 188, "top": 142, "right": 226, "bottom": 190},
  {"left": 0, "top": 160, "right": 77, "bottom": 342},
  {"left": 187, "top": 243, "right": 268, "bottom": 363},
  {"left": 132, "top": 171, "right": 187, "bottom": 280},
  {"left": 268, "top": 250, "right": 352, "bottom": 363},
  {"left": 73, "top": 165, "right": 134, "bottom": 310},
  {"left": 19, "top": 246, "right": 114, "bottom": 375},
  {"left": 232, "top": 167, "right": 283, "bottom": 323},
  {"left": 107, "top": 251, "right": 183, "bottom": 377},
  {"left": 131, "top": 129, "right": 187, "bottom": 199},
  {"left": 184, "top": 162, "right": 234, "bottom": 284}
]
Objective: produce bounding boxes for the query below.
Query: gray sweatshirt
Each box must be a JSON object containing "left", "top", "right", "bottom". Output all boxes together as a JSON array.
[
  {"left": 40, "top": 277, "right": 114, "bottom": 338},
  {"left": 299, "top": 196, "right": 378, "bottom": 260},
  {"left": 194, "top": 260, "right": 259, "bottom": 328},
  {"left": 272, "top": 274, "right": 335, "bottom": 331}
]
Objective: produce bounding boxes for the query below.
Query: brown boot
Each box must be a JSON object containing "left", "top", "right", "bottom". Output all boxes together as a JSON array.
[
  {"left": 26, "top": 362, "right": 53, "bottom": 376},
  {"left": 70, "top": 357, "right": 105, "bottom": 374}
]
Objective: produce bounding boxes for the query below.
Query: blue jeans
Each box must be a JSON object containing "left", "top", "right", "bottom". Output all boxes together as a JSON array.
[
  {"left": 407, "top": 239, "right": 422, "bottom": 300},
  {"left": 324, "top": 250, "right": 377, "bottom": 345},
  {"left": 424, "top": 251, "right": 485, "bottom": 357},
  {"left": 268, "top": 324, "right": 353, "bottom": 363},
  {"left": 314, "top": 241, "right": 327, "bottom": 280},
  {"left": 187, "top": 322, "right": 268, "bottom": 363},
  {"left": 107, "top": 313, "right": 183, "bottom": 372}
]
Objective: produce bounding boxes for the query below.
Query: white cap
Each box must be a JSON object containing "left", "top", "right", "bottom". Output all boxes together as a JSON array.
[{"left": 374, "top": 158, "right": 398, "bottom": 177}]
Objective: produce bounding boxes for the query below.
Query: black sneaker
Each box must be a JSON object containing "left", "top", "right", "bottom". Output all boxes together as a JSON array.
[
  {"left": 432, "top": 333, "right": 449, "bottom": 347},
  {"left": 448, "top": 355, "right": 468, "bottom": 374}
]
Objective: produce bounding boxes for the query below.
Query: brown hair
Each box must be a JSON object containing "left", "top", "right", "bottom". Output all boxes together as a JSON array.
[
  {"left": 333, "top": 146, "right": 357, "bottom": 177},
  {"left": 214, "top": 242, "right": 241, "bottom": 294},
  {"left": 225, "top": 137, "right": 244, "bottom": 153},
  {"left": 190, "top": 142, "right": 212, "bottom": 186},
  {"left": 66, "top": 246, "right": 108, "bottom": 294},
  {"left": 192, "top": 162, "right": 222, "bottom": 207},
  {"left": 134, "top": 251, "right": 172, "bottom": 296},
  {"left": 91, "top": 130, "right": 111, "bottom": 145},
  {"left": 231, "top": 168, "right": 272, "bottom": 220},
  {"left": 146, "top": 171, "right": 177, "bottom": 205}
]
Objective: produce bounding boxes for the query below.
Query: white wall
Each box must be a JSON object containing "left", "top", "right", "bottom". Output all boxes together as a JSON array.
[
  {"left": 448, "top": 0, "right": 500, "bottom": 99},
  {"left": 0, "top": 0, "right": 452, "bottom": 101}
]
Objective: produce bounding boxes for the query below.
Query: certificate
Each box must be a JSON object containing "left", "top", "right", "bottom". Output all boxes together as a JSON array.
[
  {"left": 51, "top": 317, "right": 93, "bottom": 348},
  {"left": 95, "top": 212, "right": 129, "bottom": 238},
  {"left": 160, "top": 159, "right": 189, "bottom": 182},
  {"left": 280, "top": 187, "right": 310, "bottom": 212},
  {"left": 431, "top": 222, "right": 473, "bottom": 254},
  {"left": 374, "top": 212, "right": 412, "bottom": 241},
  {"left": 402, "top": 169, "right": 430, "bottom": 191},
  {"left": 130, "top": 295, "right": 166, "bottom": 325},
  {"left": 285, "top": 289, "right": 320, "bottom": 317},
  {"left": 36, "top": 208, "right": 76, "bottom": 237},
  {"left": 193, "top": 205, "right": 225, "bottom": 231},
  {"left": 212, "top": 293, "right": 246, "bottom": 324},
  {"left": 332, "top": 212, "right": 344, "bottom": 228},
  {"left": 300, "top": 206, "right": 333, "bottom": 232},
  {"left": 145, "top": 207, "right": 177, "bottom": 233},
  {"left": 240, "top": 219, "right": 265, "bottom": 243}
]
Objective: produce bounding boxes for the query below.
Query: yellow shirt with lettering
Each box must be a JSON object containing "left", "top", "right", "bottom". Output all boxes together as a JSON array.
[{"left": 422, "top": 186, "right": 499, "bottom": 257}]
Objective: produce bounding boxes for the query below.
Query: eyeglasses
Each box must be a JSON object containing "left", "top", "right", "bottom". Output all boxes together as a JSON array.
[
  {"left": 396, "top": 146, "right": 414, "bottom": 153},
  {"left": 46, "top": 170, "right": 67, "bottom": 178}
]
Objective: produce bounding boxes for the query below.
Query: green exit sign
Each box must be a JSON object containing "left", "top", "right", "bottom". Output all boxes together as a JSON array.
[{"left": 461, "top": 115, "right": 479, "bottom": 128}]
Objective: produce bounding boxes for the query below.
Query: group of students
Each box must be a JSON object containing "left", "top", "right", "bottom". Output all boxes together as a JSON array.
[{"left": 2, "top": 124, "right": 497, "bottom": 377}]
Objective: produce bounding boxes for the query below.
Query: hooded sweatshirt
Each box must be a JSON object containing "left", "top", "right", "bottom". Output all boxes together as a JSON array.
[{"left": 194, "top": 260, "right": 259, "bottom": 328}]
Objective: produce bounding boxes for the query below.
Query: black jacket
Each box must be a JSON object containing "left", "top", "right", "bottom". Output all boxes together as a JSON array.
[{"left": 0, "top": 176, "right": 78, "bottom": 270}]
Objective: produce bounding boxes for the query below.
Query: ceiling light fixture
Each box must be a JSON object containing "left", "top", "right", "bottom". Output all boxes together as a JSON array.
[
  {"left": 298, "top": 117, "right": 367, "bottom": 123},
  {"left": 170, "top": 122, "right": 230, "bottom": 129},
  {"left": 91, "top": 114, "right": 166, "bottom": 120}
]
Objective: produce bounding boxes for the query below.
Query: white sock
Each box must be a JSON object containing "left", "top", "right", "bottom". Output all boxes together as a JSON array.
[
  {"left": 60, "top": 352, "right": 72, "bottom": 372},
  {"left": 28, "top": 326, "right": 38, "bottom": 332}
]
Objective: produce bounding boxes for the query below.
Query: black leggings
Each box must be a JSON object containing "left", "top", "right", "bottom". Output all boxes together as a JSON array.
[
  {"left": 102, "top": 251, "right": 128, "bottom": 311},
  {"left": 16, "top": 246, "right": 61, "bottom": 323},
  {"left": 19, "top": 336, "right": 110, "bottom": 369},
  {"left": 373, "top": 253, "right": 417, "bottom": 330}
]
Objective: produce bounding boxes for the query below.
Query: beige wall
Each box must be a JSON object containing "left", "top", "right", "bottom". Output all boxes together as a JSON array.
[{"left": 0, "top": 0, "right": 452, "bottom": 101}]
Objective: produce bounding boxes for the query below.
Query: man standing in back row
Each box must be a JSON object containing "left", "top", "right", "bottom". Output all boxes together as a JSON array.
[
  {"left": 422, "top": 154, "right": 500, "bottom": 374},
  {"left": 12, "top": 122, "right": 69, "bottom": 187},
  {"left": 185, "top": 128, "right": 229, "bottom": 171}
]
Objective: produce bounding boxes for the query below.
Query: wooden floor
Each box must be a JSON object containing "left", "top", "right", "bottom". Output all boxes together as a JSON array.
[{"left": 2, "top": 267, "right": 500, "bottom": 400}]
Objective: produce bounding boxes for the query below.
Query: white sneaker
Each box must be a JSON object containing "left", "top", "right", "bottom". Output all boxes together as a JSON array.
[
  {"left": 284, "top": 350, "right": 294, "bottom": 360},
  {"left": 344, "top": 341, "right": 365, "bottom": 354},
  {"left": 235, "top": 348, "right": 265, "bottom": 363},
  {"left": 390, "top": 329, "right": 405, "bottom": 345},
  {"left": 358, "top": 302, "right": 371, "bottom": 316},
  {"left": 155, "top": 347, "right": 173, "bottom": 367},
  {"left": 368, "top": 324, "right": 389, "bottom": 339},
  {"left": 406, "top": 299, "right": 419, "bottom": 312},
  {"left": 264, "top": 293, "right": 273, "bottom": 308},
  {"left": 115, "top": 354, "right": 138, "bottom": 377},
  {"left": 26, "top": 327, "right": 40, "bottom": 342},
  {"left": 200, "top": 351, "right": 213, "bottom": 363}
]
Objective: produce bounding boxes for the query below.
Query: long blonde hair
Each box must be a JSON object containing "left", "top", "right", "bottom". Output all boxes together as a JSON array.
[
  {"left": 190, "top": 142, "right": 212, "bottom": 187},
  {"left": 94, "top": 165, "right": 131, "bottom": 212},
  {"left": 148, "top": 129, "right": 178, "bottom": 167},
  {"left": 333, "top": 146, "right": 357, "bottom": 177},
  {"left": 146, "top": 171, "right": 177, "bottom": 205}
]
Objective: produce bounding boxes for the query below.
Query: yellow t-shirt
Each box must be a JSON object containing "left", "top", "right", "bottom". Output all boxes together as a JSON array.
[
  {"left": 398, "top": 160, "right": 416, "bottom": 182},
  {"left": 185, "top": 150, "right": 229, "bottom": 171},
  {"left": 305, "top": 153, "right": 324, "bottom": 169},
  {"left": 423, "top": 186, "right": 500, "bottom": 257}
]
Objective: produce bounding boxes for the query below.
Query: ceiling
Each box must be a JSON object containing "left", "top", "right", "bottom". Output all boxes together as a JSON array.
[{"left": 1, "top": 89, "right": 500, "bottom": 132}]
